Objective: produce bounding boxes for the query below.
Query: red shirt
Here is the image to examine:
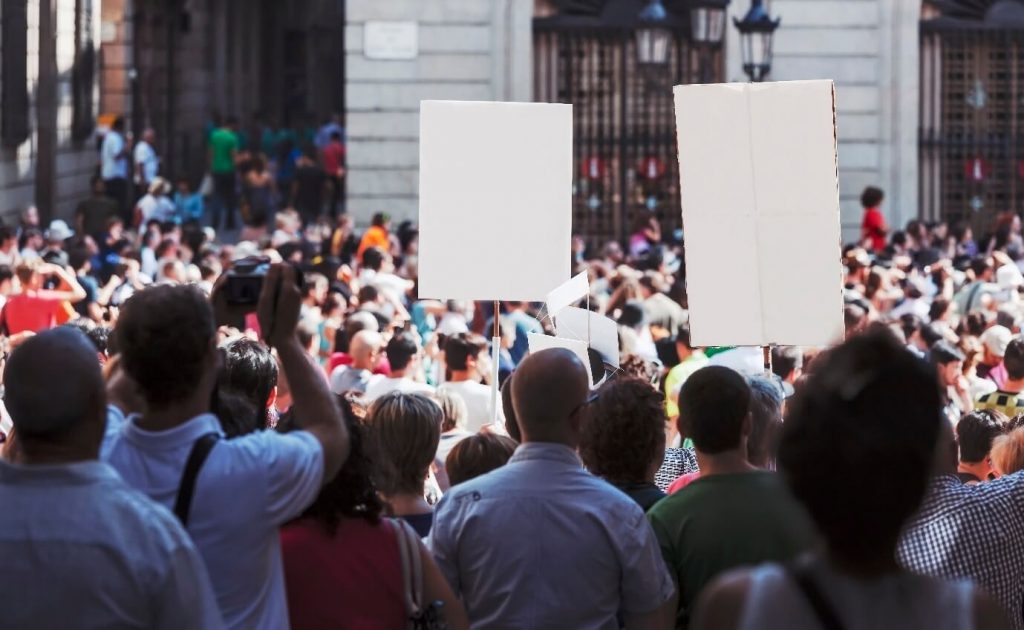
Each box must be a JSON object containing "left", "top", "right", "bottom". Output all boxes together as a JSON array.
[
  {"left": 667, "top": 471, "right": 702, "bottom": 495},
  {"left": 322, "top": 142, "right": 345, "bottom": 175},
  {"left": 3, "top": 291, "right": 65, "bottom": 334},
  {"left": 861, "top": 206, "right": 887, "bottom": 252},
  {"left": 281, "top": 517, "right": 404, "bottom": 630}
]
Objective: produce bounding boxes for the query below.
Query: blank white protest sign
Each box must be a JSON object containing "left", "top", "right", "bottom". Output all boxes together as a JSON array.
[
  {"left": 674, "top": 80, "right": 844, "bottom": 347},
  {"left": 417, "top": 101, "right": 573, "bottom": 301}
]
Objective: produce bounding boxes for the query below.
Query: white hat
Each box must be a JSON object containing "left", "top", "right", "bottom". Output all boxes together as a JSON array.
[
  {"left": 45, "top": 219, "right": 75, "bottom": 242},
  {"left": 980, "top": 325, "right": 1013, "bottom": 358},
  {"left": 231, "top": 240, "right": 261, "bottom": 262}
]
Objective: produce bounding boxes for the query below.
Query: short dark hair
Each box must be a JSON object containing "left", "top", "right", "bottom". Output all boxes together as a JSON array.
[
  {"left": 0, "top": 264, "right": 14, "bottom": 284},
  {"left": 675, "top": 323, "right": 693, "bottom": 350},
  {"left": 218, "top": 337, "right": 278, "bottom": 433},
  {"left": 68, "top": 247, "right": 91, "bottom": 272},
  {"left": 678, "top": 366, "right": 751, "bottom": 454},
  {"left": 860, "top": 186, "right": 884, "bottom": 208},
  {"left": 361, "top": 247, "right": 385, "bottom": 272},
  {"left": 970, "top": 256, "right": 993, "bottom": 277},
  {"left": 771, "top": 346, "right": 802, "bottom": 380},
  {"left": 1006, "top": 339, "right": 1024, "bottom": 380},
  {"left": 957, "top": 410, "right": 1009, "bottom": 464},
  {"left": 385, "top": 332, "right": 418, "bottom": 372},
  {"left": 779, "top": 329, "right": 940, "bottom": 561},
  {"left": 62, "top": 320, "right": 110, "bottom": 357},
  {"left": 446, "top": 433, "right": 518, "bottom": 487},
  {"left": 365, "top": 392, "right": 441, "bottom": 495},
  {"left": 580, "top": 376, "right": 666, "bottom": 483},
  {"left": 357, "top": 285, "right": 379, "bottom": 304},
  {"left": 445, "top": 333, "right": 487, "bottom": 372},
  {"left": 114, "top": 285, "right": 215, "bottom": 407},
  {"left": 931, "top": 340, "right": 965, "bottom": 366}
]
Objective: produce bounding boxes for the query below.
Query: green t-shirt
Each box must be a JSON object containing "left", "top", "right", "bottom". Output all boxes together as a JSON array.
[
  {"left": 647, "top": 471, "right": 817, "bottom": 628},
  {"left": 208, "top": 127, "right": 239, "bottom": 174}
]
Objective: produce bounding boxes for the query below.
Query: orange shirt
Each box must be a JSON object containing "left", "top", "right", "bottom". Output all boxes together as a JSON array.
[{"left": 356, "top": 225, "right": 389, "bottom": 262}]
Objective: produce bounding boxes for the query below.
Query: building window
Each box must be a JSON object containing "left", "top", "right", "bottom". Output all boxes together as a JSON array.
[{"left": 1, "top": 0, "right": 30, "bottom": 147}]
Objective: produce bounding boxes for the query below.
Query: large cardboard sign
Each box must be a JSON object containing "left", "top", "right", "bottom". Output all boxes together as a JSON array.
[
  {"left": 674, "top": 80, "right": 844, "bottom": 347},
  {"left": 417, "top": 101, "right": 573, "bottom": 301}
]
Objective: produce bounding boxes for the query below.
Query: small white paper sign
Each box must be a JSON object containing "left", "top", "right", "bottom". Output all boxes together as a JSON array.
[
  {"left": 546, "top": 271, "right": 589, "bottom": 319},
  {"left": 527, "top": 333, "right": 594, "bottom": 387},
  {"left": 418, "top": 101, "right": 573, "bottom": 301},
  {"left": 364, "top": 21, "right": 418, "bottom": 60},
  {"left": 674, "top": 80, "right": 844, "bottom": 347},
  {"left": 555, "top": 306, "right": 620, "bottom": 368}
]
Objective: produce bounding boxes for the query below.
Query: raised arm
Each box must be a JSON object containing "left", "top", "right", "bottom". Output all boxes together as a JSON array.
[
  {"left": 258, "top": 264, "right": 350, "bottom": 482},
  {"left": 44, "top": 264, "right": 87, "bottom": 303}
]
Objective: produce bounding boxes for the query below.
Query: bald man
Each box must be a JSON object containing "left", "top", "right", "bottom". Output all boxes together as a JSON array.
[
  {"left": 330, "top": 329, "right": 383, "bottom": 394},
  {"left": 0, "top": 328, "right": 221, "bottom": 628},
  {"left": 429, "top": 348, "right": 677, "bottom": 628}
]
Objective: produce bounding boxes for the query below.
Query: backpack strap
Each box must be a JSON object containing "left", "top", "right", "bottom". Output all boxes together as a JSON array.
[
  {"left": 173, "top": 432, "right": 220, "bottom": 527},
  {"left": 785, "top": 561, "right": 845, "bottom": 630}
]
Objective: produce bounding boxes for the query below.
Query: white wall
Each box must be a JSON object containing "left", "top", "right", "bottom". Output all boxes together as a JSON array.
[
  {"left": 345, "top": 0, "right": 533, "bottom": 224},
  {"left": 726, "top": 0, "right": 920, "bottom": 242}
]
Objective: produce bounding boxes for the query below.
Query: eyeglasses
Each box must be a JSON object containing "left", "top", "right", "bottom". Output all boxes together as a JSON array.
[{"left": 569, "top": 390, "right": 601, "bottom": 418}]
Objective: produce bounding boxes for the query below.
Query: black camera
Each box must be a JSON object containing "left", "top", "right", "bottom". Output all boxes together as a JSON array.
[{"left": 224, "top": 256, "right": 272, "bottom": 305}]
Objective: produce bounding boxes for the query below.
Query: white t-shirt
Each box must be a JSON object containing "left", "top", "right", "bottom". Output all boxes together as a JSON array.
[
  {"left": 364, "top": 376, "right": 434, "bottom": 402},
  {"left": 137, "top": 194, "right": 176, "bottom": 225},
  {"left": 102, "top": 407, "right": 324, "bottom": 630},
  {"left": 438, "top": 380, "right": 498, "bottom": 433},
  {"left": 133, "top": 141, "right": 159, "bottom": 184},
  {"left": 101, "top": 131, "right": 128, "bottom": 179}
]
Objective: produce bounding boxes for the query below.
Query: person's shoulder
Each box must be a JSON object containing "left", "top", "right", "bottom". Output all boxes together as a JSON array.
[
  {"left": 690, "top": 566, "right": 757, "bottom": 630},
  {"left": 221, "top": 428, "right": 320, "bottom": 464},
  {"left": 99, "top": 474, "right": 197, "bottom": 554}
]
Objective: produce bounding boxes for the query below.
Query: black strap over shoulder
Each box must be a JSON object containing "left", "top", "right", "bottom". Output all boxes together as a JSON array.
[
  {"left": 173, "top": 432, "right": 220, "bottom": 527},
  {"left": 785, "top": 561, "right": 846, "bottom": 630}
]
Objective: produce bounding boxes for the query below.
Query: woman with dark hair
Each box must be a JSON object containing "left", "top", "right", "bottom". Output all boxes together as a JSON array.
[
  {"left": 580, "top": 376, "right": 667, "bottom": 510},
  {"left": 280, "top": 396, "right": 467, "bottom": 630},
  {"left": 692, "top": 330, "right": 1006, "bottom": 630},
  {"left": 364, "top": 391, "right": 442, "bottom": 537}
]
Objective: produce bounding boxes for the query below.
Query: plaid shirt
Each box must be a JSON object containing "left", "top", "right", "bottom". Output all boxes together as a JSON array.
[{"left": 897, "top": 473, "right": 1024, "bottom": 630}]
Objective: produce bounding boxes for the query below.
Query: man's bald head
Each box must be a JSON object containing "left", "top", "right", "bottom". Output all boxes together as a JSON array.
[
  {"left": 5, "top": 328, "right": 105, "bottom": 450},
  {"left": 350, "top": 330, "right": 383, "bottom": 370},
  {"left": 511, "top": 348, "right": 589, "bottom": 445}
]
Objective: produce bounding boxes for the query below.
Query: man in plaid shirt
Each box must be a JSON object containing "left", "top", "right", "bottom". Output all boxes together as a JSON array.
[{"left": 898, "top": 423, "right": 1024, "bottom": 630}]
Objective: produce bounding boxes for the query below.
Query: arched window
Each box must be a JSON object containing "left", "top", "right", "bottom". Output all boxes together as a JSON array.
[{"left": 920, "top": 0, "right": 1024, "bottom": 235}]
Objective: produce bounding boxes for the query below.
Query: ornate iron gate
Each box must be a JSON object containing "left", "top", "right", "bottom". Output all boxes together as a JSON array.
[
  {"left": 534, "top": 19, "right": 722, "bottom": 248},
  {"left": 920, "top": 11, "right": 1024, "bottom": 233}
]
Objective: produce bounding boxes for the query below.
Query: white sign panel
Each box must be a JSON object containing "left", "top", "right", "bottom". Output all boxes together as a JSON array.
[
  {"left": 546, "top": 271, "right": 589, "bottom": 319},
  {"left": 363, "top": 21, "right": 418, "bottom": 60},
  {"left": 418, "top": 101, "right": 573, "bottom": 301},
  {"left": 555, "top": 306, "right": 620, "bottom": 368},
  {"left": 674, "top": 80, "right": 844, "bottom": 347}
]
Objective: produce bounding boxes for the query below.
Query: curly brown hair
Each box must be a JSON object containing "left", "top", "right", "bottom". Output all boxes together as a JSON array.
[{"left": 579, "top": 376, "right": 666, "bottom": 484}]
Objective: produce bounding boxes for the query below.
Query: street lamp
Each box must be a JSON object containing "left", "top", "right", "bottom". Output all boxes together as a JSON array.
[
  {"left": 636, "top": 0, "right": 672, "bottom": 65},
  {"left": 733, "top": 0, "right": 780, "bottom": 82},
  {"left": 689, "top": 0, "right": 729, "bottom": 46}
]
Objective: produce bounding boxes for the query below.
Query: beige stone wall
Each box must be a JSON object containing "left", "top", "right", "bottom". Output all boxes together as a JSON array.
[{"left": 345, "top": 0, "right": 533, "bottom": 224}]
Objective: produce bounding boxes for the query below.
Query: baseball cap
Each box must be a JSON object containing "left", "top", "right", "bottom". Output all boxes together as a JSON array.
[{"left": 980, "top": 325, "right": 1013, "bottom": 358}]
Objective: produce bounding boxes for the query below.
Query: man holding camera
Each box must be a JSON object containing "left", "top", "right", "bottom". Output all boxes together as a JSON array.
[{"left": 102, "top": 264, "right": 350, "bottom": 629}]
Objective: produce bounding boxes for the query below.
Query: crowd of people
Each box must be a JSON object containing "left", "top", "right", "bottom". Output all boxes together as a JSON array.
[{"left": 1, "top": 163, "right": 1023, "bottom": 629}]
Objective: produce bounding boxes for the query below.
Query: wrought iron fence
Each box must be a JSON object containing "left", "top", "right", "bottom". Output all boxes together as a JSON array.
[
  {"left": 920, "top": 24, "right": 1024, "bottom": 234},
  {"left": 534, "top": 24, "right": 722, "bottom": 248}
]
